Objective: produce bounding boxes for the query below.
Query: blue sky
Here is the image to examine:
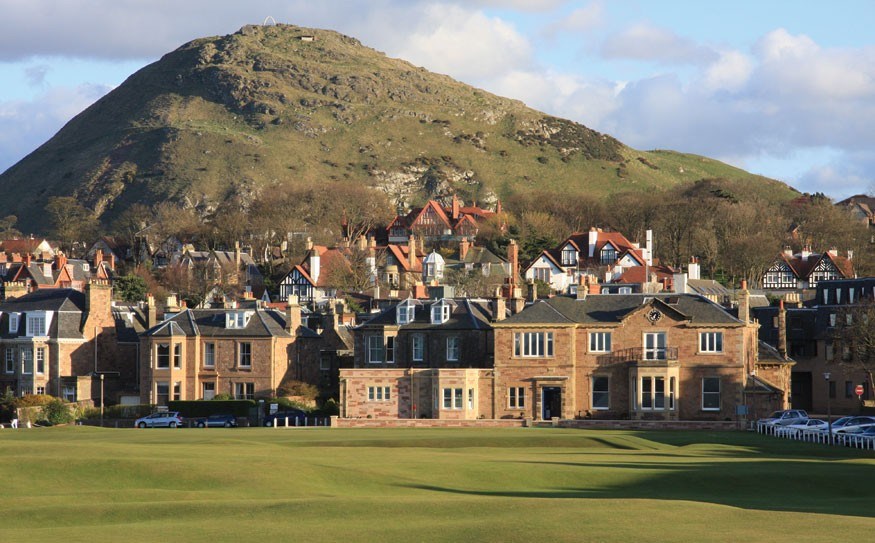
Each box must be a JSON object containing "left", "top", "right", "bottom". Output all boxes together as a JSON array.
[{"left": 2, "top": 0, "right": 874, "bottom": 199}]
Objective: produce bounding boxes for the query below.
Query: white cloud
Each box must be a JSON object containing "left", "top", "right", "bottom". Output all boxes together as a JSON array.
[
  {"left": 702, "top": 50, "right": 752, "bottom": 93},
  {"left": 549, "top": 1, "right": 604, "bottom": 33},
  {"left": 398, "top": 4, "right": 533, "bottom": 80},
  {"left": 601, "top": 22, "right": 717, "bottom": 65},
  {"left": 24, "top": 65, "right": 50, "bottom": 87},
  {"left": 0, "top": 84, "right": 111, "bottom": 173}
]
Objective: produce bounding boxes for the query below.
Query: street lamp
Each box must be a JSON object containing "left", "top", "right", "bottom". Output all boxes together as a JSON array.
[{"left": 824, "top": 372, "right": 832, "bottom": 445}]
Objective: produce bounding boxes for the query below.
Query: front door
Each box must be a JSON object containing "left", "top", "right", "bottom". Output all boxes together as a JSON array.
[
  {"left": 542, "top": 387, "right": 562, "bottom": 420},
  {"left": 790, "top": 371, "right": 813, "bottom": 411}
]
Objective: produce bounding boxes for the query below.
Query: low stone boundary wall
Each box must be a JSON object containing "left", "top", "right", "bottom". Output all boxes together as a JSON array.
[
  {"left": 332, "top": 418, "right": 739, "bottom": 430},
  {"left": 333, "top": 418, "right": 525, "bottom": 428},
  {"left": 558, "top": 419, "right": 739, "bottom": 431}
]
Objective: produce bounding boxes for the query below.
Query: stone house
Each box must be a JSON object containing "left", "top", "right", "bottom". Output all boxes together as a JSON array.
[
  {"left": 340, "top": 297, "right": 499, "bottom": 419},
  {"left": 139, "top": 295, "right": 305, "bottom": 404},
  {"left": 0, "top": 280, "right": 138, "bottom": 405},
  {"left": 492, "top": 292, "right": 789, "bottom": 421},
  {"left": 754, "top": 278, "right": 874, "bottom": 414}
]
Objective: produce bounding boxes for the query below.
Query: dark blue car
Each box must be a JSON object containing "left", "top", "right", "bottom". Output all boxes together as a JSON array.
[
  {"left": 264, "top": 409, "right": 307, "bottom": 427},
  {"left": 194, "top": 414, "right": 237, "bottom": 428}
]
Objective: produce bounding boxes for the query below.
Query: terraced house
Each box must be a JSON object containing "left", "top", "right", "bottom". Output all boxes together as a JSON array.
[
  {"left": 492, "top": 292, "right": 788, "bottom": 421},
  {"left": 139, "top": 296, "right": 312, "bottom": 404}
]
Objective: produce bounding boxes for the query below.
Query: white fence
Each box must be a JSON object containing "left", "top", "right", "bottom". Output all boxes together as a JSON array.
[{"left": 755, "top": 422, "right": 875, "bottom": 451}]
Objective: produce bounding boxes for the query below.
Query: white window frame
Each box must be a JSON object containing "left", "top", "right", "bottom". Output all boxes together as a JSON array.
[
  {"left": 8, "top": 313, "right": 19, "bottom": 334},
  {"left": 173, "top": 343, "right": 182, "bottom": 369},
  {"left": 5, "top": 348, "right": 14, "bottom": 373},
  {"left": 21, "top": 348, "right": 33, "bottom": 375},
  {"left": 63, "top": 386, "right": 76, "bottom": 402},
  {"left": 238, "top": 342, "right": 252, "bottom": 368},
  {"left": 386, "top": 336, "right": 395, "bottom": 364},
  {"left": 36, "top": 386, "right": 45, "bottom": 395},
  {"left": 643, "top": 332, "right": 666, "bottom": 360},
  {"left": 561, "top": 246, "right": 577, "bottom": 266},
  {"left": 638, "top": 376, "right": 676, "bottom": 411},
  {"left": 702, "top": 377, "right": 721, "bottom": 411},
  {"left": 36, "top": 347, "right": 45, "bottom": 374},
  {"left": 204, "top": 342, "right": 215, "bottom": 368},
  {"left": 589, "top": 332, "right": 611, "bottom": 353},
  {"left": 446, "top": 337, "right": 460, "bottom": 361},
  {"left": 699, "top": 332, "right": 723, "bottom": 353},
  {"left": 592, "top": 376, "right": 610, "bottom": 410},
  {"left": 513, "top": 331, "right": 554, "bottom": 358},
  {"left": 368, "top": 336, "right": 383, "bottom": 364},
  {"left": 442, "top": 388, "right": 463, "bottom": 409},
  {"left": 156, "top": 343, "right": 170, "bottom": 369},
  {"left": 412, "top": 335, "right": 424, "bottom": 362},
  {"left": 368, "top": 386, "right": 391, "bottom": 401},
  {"left": 431, "top": 302, "right": 451, "bottom": 324},
  {"left": 234, "top": 382, "right": 254, "bottom": 400},
  {"left": 202, "top": 381, "right": 216, "bottom": 400},
  {"left": 397, "top": 303, "right": 415, "bottom": 325},
  {"left": 26, "top": 313, "right": 48, "bottom": 337},
  {"left": 508, "top": 387, "right": 525, "bottom": 409}
]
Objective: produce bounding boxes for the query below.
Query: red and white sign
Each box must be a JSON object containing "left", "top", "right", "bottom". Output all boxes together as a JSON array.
[{"left": 855, "top": 384, "right": 865, "bottom": 397}]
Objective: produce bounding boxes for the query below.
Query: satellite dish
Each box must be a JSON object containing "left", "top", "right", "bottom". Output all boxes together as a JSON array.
[{"left": 263, "top": 16, "right": 276, "bottom": 26}]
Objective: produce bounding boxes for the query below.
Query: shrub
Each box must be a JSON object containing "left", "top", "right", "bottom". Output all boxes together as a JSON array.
[
  {"left": 213, "top": 393, "right": 233, "bottom": 401},
  {"left": 40, "top": 399, "right": 75, "bottom": 426},
  {"left": 317, "top": 398, "right": 339, "bottom": 416},
  {"left": 277, "top": 379, "right": 318, "bottom": 401},
  {"left": 16, "top": 394, "right": 54, "bottom": 408},
  {"left": 268, "top": 397, "right": 312, "bottom": 413}
]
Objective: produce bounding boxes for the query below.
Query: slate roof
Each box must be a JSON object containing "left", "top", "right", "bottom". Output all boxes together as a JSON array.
[
  {"left": 358, "top": 298, "right": 496, "bottom": 330},
  {"left": 0, "top": 289, "right": 87, "bottom": 340},
  {"left": 501, "top": 294, "right": 742, "bottom": 326},
  {"left": 144, "top": 308, "right": 295, "bottom": 338}
]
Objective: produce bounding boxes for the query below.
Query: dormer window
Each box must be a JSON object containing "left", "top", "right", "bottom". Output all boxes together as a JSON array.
[
  {"left": 561, "top": 245, "right": 578, "bottom": 266},
  {"left": 431, "top": 301, "right": 451, "bottom": 324},
  {"left": 226, "top": 311, "right": 252, "bottom": 329},
  {"left": 25, "top": 311, "right": 52, "bottom": 337},
  {"left": 397, "top": 300, "right": 416, "bottom": 325},
  {"left": 9, "top": 313, "right": 19, "bottom": 334},
  {"left": 600, "top": 246, "right": 617, "bottom": 264}
]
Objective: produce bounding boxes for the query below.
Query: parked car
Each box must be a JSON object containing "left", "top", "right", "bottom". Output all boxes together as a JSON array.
[
  {"left": 786, "top": 419, "right": 828, "bottom": 434},
  {"left": 194, "top": 414, "right": 237, "bottom": 428},
  {"left": 832, "top": 416, "right": 875, "bottom": 434},
  {"left": 135, "top": 411, "right": 184, "bottom": 428},
  {"left": 264, "top": 409, "right": 307, "bottom": 427},
  {"left": 759, "top": 409, "right": 809, "bottom": 426}
]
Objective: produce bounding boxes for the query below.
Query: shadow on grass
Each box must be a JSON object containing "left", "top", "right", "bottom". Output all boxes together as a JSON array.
[{"left": 401, "top": 457, "right": 875, "bottom": 518}]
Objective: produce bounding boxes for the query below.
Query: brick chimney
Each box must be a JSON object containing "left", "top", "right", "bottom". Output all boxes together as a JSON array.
[
  {"left": 357, "top": 235, "right": 367, "bottom": 251},
  {"left": 286, "top": 295, "right": 302, "bottom": 334},
  {"left": 452, "top": 194, "right": 460, "bottom": 219},
  {"left": 54, "top": 252, "right": 67, "bottom": 271},
  {"left": 94, "top": 249, "right": 103, "bottom": 269},
  {"left": 527, "top": 279, "right": 537, "bottom": 302},
  {"left": 24, "top": 253, "right": 31, "bottom": 267},
  {"left": 688, "top": 256, "right": 700, "bottom": 280},
  {"left": 459, "top": 237, "right": 470, "bottom": 260},
  {"left": 234, "top": 241, "right": 241, "bottom": 271},
  {"left": 507, "top": 239, "right": 519, "bottom": 286},
  {"left": 778, "top": 299, "right": 787, "bottom": 358},
  {"left": 496, "top": 199, "right": 502, "bottom": 215},
  {"left": 309, "top": 246, "right": 320, "bottom": 285}
]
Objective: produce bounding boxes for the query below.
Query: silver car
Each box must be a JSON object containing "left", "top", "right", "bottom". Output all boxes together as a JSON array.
[
  {"left": 759, "top": 409, "right": 809, "bottom": 426},
  {"left": 135, "top": 411, "right": 184, "bottom": 428}
]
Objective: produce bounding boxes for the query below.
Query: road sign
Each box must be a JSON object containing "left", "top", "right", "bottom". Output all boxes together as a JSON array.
[{"left": 855, "top": 384, "right": 864, "bottom": 398}]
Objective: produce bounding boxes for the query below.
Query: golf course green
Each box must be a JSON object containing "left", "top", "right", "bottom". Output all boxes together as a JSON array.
[{"left": 1, "top": 426, "right": 872, "bottom": 542}]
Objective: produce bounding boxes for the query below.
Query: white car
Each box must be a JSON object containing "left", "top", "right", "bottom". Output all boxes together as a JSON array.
[
  {"left": 786, "top": 419, "right": 828, "bottom": 433},
  {"left": 832, "top": 416, "right": 875, "bottom": 434},
  {"left": 135, "top": 411, "right": 184, "bottom": 428}
]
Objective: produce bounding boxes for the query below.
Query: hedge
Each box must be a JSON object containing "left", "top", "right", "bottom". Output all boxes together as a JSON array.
[{"left": 167, "top": 400, "right": 257, "bottom": 418}]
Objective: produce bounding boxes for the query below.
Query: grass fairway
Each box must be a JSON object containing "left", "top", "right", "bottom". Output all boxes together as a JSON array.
[{"left": 1, "top": 427, "right": 873, "bottom": 542}]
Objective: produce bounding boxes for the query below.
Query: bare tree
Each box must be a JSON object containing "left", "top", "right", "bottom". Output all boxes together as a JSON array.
[{"left": 834, "top": 299, "right": 875, "bottom": 397}]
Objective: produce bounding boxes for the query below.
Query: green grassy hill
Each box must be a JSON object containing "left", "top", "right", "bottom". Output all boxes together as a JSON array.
[
  {"left": 0, "top": 24, "right": 799, "bottom": 233},
  {"left": 0, "top": 427, "right": 873, "bottom": 542}
]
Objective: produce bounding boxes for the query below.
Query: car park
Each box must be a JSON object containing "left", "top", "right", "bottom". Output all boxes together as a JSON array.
[
  {"left": 135, "top": 412, "right": 184, "bottom": 428},
  {"left": 786, "top": 419, "right": 828, "bottom": 434},
  {"left": 264, "top": 409, "right": 307, "bottom": 427},
  {"left": 758, "top": 409, "right": 809, "bottom": 426},
  {"left": 194, "top": 414, "right": 237, "bottom": 428},
  {"left": 832, "top": 416, "right": 875, "bottom": 434}
]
